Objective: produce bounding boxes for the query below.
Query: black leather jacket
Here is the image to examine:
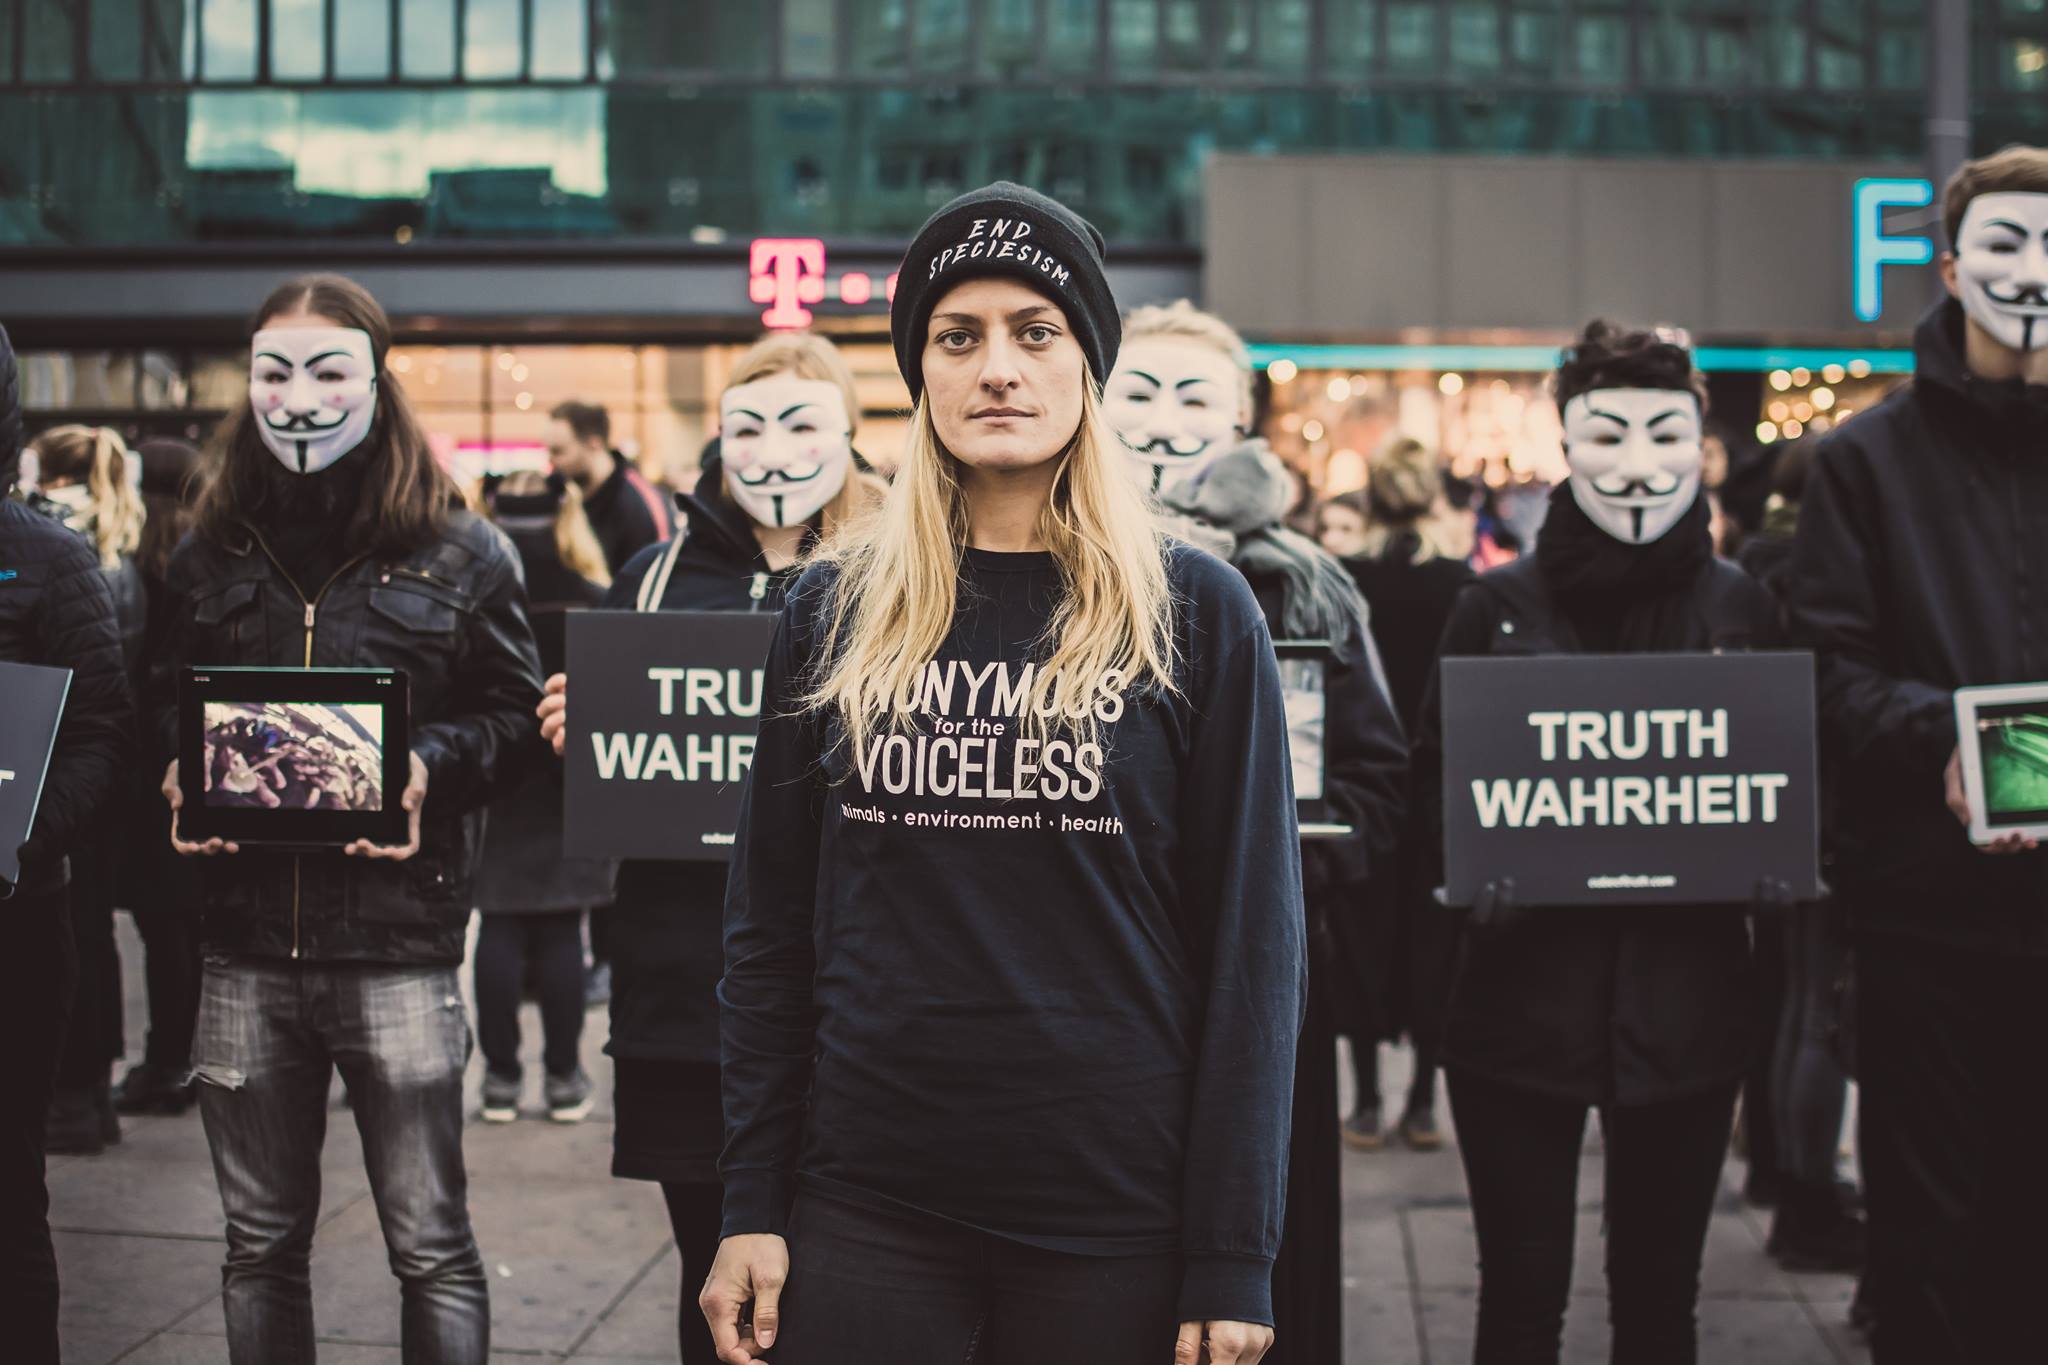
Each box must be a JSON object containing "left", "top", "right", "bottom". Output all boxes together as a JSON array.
[{"left": 152, "top": 510, "right": 545, "bottom": 964}]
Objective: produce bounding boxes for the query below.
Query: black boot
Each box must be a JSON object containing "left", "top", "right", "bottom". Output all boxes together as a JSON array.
[
  {"left": 45, "top": 1087, "right": 105, "bottom": 1156},
  {"left": 114, "top": 1063, "right": 197, "bottom": 1116},
  {"left": 1767, "top": 1177, "right": 1867, "bottom": 1273}
]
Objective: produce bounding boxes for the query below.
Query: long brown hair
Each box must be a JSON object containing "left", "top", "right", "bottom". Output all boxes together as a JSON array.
[{"left": 193, "top": 274, "right": 460, "bottom": 560}]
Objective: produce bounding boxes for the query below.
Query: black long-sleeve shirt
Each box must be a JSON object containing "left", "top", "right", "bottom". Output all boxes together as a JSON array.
[{"left": 720, "top": 541, "right": 1307, "bottom": 1327}]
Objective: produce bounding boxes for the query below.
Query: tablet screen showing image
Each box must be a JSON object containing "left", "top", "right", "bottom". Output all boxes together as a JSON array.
[
  {"left": 1971, "top": 701, "right": 2048, "bottom": 828},
  {"left": 1274, "top": 641, "right": 1331, "bottom": 822},
  {"left": 180, "top": 667, "right": 409, "bottom": 847},
  {"left": 202, "top": 701, "right": 386, "bottom": 813}
]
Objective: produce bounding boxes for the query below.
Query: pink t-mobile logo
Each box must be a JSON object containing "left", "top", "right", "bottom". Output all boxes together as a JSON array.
[{"left": 749, "top": 238, "right": 827, "bottom": 328}]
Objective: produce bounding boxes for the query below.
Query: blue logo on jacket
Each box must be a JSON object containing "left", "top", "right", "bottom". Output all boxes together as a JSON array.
[{"left": 0, "top": 569, "right": 17, "bottom": 582}]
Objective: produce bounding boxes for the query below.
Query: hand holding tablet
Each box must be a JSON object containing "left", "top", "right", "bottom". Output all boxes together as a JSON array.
[{"left": 1950, "top": 684, "right": 2048, "bottom": 852}]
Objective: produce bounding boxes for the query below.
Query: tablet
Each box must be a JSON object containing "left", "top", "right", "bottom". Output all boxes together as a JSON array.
[
  {"left": 179, "top": 667, "right": 410, "bottom": 848},
  {"left": 1275, "top": 639, "right": 1345, "bottom": 833},
  {"left": 1953, "top": 683, "right": 2048, "bottom": 846}
]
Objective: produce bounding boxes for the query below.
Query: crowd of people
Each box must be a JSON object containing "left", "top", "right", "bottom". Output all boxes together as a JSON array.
[{"left": 3, "top": 145, "right": 2046, "bottom": 1365}]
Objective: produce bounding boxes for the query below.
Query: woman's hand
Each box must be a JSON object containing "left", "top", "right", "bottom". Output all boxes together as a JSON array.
[
  {"left": 538, "top": 672, "right": 569, "bottom": 757},
  {"left": 700, "top": 1232, "right": 789, "bottom": 1363},
  {"left": 164, "top": 760, "right": 238, "bottom": 856},
  {"left": 343, "top": 752, "right": 427, "bottom": 860},
  {"left": 1176, "top": 1320, "right": 1273, "bottom": 1365},
  {"left": 1945, "top": 746, "right": 2038, "bottom": 854}
]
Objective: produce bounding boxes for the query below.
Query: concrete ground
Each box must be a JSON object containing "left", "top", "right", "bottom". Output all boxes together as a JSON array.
[{"left": 51, "top": 916, "right": 1870, "bottom": 1363}]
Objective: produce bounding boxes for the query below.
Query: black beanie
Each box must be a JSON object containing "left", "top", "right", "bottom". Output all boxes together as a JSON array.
[
  {"left": 0, "top": 323, "right": 21, "bottom": 489},
  {"left": 890, "top": 181, "right": 1119, "bottom": 403}
]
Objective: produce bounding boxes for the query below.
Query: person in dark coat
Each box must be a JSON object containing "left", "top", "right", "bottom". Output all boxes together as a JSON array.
[
  {"left": 538, "top": 332, "right": 882, "bottom": 1365},
  {"left": 1784, "top": 146, "right": 2048, "bottom": 1364},
  {"left": 22, "top": 425, "right": 149, "bottom": 1154},
  {"left": 1412, "top": 321, "right": 1778, "bottom": 1365},
  {"left": 1118, "top": 300, "right": 1409, "bottom": 1365},
  {"left": 0, "top": 325, "right": 133, "bottom": 1364},
  {"left": 1334, "top": 435, "right": 1475, "bottom": 1152},
  {"left": 473, "top": 470, "right": 618, "bottom": 1123}
]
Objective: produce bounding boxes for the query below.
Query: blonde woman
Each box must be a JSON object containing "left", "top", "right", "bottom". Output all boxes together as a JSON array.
[
  {"left": 535, "top": 330, "right": 882, "bottom": 1365},
  {"left": 700, "top": 184, "right": 1305, "bottom": 1365}
]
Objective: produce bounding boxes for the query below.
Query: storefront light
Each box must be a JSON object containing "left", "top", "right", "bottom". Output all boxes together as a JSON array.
[
  {"left": 1302, "top": 419, "right": 1326, "bottom": 442},
  {"left": 497, "top": 352, "right": 515, "bottom": 370},
  {"left": 1769, "top": 370, "right": 1792, "bottom": 391},
  {"left": 1823, "top": 364, "right": 1846, "bottom": 384},
  {"left": 1813, "top": 387, "right": 1835, "bottom": 410},
  {"left": 1438, "top": 373, "right": 1465, "bottom": 396},
  {"left": 1810, "top": 415, "right": 1834, "bottom": 432},
  {"left": 392, "top": 355, "right": 412, "bottom": 373},
  {"left": 514, "top": 392, "right": 533, "bottom": 411},
  {"left": 1326, "top": 376, "right": 1352, "bottom": 402},
  {"left": 1768, "top": 401, "right": 1790, "bottom": 422},
  {"left": 1756, "top": 422, "right": 1778, "bottom": 444},
  {"left": 1848, "top": 358, "right": 1873, "bottom": 378},
  {"left": 1783, "top": 418, "right": 1805, "bottom": 438},
  {"left": 1267, "top": 358, "right": 1298, "bottom": 384},
  {"left": 1790, "top": 367, "right": 1811, "bottom": 386},
  {"left": 1793, "top": 402, "right": 1814, "bottom": 422},
  {"left": 511, "top": 364, "right": 529, "bottom": 383}
]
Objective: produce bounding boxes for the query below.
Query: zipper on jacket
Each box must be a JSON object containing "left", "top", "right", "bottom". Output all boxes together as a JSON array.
[
  {"left": 238, "top": 524, "right": 368, "bottom": 960},
  {"left": 749, "top": 571, "right": 770, "bottom": 609}
]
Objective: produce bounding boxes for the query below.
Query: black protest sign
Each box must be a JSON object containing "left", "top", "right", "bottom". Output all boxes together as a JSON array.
[
  {"left": 1440, "top": 651, "right": 1819, "bottom": 907},
  {"left": 564, "top": 610, "right": 780, "bottom": 862},
  {"left": 0, "top": 661, "right": 72, "bottom": 890}
]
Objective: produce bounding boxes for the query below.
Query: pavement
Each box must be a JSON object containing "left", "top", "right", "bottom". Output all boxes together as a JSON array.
[{"left": 52, "top": 915, "right": 1870, "bottom": 1363}]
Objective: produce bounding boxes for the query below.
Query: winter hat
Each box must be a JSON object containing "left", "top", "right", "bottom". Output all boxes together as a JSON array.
[
  {"left": 890, "top": 181, "right": 1120, "bottom": 403},
  {"left": 0, "top": 324, "right": 21, "bottom": 488}
]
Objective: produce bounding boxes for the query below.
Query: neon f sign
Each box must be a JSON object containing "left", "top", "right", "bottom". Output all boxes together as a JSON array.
[{"left": 1853, "top": 178, "right": 1936, "bottom": 323}]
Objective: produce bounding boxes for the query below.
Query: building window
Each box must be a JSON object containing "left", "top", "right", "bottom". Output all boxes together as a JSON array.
[
  {"left": 333, "top": 0, "right": 396, "bottom": 81},
  {"left": 401, "top": 0, "right": 459, "bottom": 80}
]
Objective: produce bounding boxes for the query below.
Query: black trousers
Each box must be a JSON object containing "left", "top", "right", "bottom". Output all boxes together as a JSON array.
[
  {"left": 1447, "top": 1068, "right": 1736, "bottom": 1365},
  {"left": 771, "top": 1190, "right": 1184, "bottom": 1365},
  {"left": 55, "top": 835, "right": 122, "bottom": 1089},
  {"left": 661, "top": 1180, "right": 724, "bottom": 1365},
  {"left": 1857, "top": 932, "right": 2048, "bottom": 1365},
  {"left": 473, "top": 911, "right": 585, "bottom": 1079},
  {"left": 131, "top": 901, "right": 203, "bottom": 1073},
  {"left": 0, "top": 885, "right": 78, "bottom": 1363}
]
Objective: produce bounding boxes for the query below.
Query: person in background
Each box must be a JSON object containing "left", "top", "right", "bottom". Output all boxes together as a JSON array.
[
  {"left": 703, "top": 183, "right": 1304, "bottom": 1365},
  {"left": 1314, "top": 489, "right": 1370, "bottom": 559},
  {"left": 153, "top": 273, "right": 543, "bottom": 1363},
  {"left": 1335, "top": 436, "right": 1475, "bottom": 1154},
  {"left": 1121, "top": 300, "right": 1407, "bottom": 1365},
  {"left": 1413, "top": 321, "right": 1777, "bottom": 1365},
  {"left": 538, "top": 331, "right": 881, "bottom": 1365},
  {"left": 1786, "top": 145, "right": 2048, "bottom": 1364},
  {"left": 0, "top": 326, "right": 133, "bottom": 1364},
  {"left": 113, "top": 436, "right": 207, "bottom": 1116},
  {"left": 473, "top": 470, "right": 616, "bottom": 1124},
  {"left": 26, "top": 425, "right": 147, "bottom": 1156},
  {"left": 546, "top": 400, "right": 674, "bottom": 576}
]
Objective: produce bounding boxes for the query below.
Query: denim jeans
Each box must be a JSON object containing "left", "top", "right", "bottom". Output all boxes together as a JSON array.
[{"left": 192, "top": 956, "right": 488, "bottom": 1364}]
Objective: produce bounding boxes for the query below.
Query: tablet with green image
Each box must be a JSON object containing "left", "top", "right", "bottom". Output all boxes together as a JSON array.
[{"left": 1954, "top": 685, "right": 2048, "bottom": 845}]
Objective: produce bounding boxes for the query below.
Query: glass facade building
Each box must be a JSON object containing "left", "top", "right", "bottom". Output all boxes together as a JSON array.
[{"left": 3, "top": 1, "right": 2045, "bottom": 249}]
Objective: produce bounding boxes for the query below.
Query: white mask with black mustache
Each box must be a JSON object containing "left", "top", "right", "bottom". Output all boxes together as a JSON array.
[
  {"left": 718, "top": 377, "right": 852, "bottom": 529},
  {"left": 1954, "top": 192, "right": 2048, "bottom": 354},
  {"left": 1105, "top": 336, "right": 1246, "bottom": 497},
  {"left": 249, "top": 327, "right": 377, "bottom": 475},
  {"left": 1561, "top": 388, "right": 1704, "bottom": 545}
]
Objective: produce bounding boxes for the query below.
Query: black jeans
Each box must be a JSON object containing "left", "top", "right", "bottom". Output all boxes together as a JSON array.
[
  {"left": 192, "top": 957, "right": 488, "bottom": 1364},
  {"left": 770, "top": 1189, "right": 1184, "bottom": 1365},
  {"left": 662, "top": 1180, "right": 724, "bottom": 1365},
  {"left": 473, "top": 911, "right": 585, "bottom": 1078},
  {"left": 1857, "top": 932, "right": 2048, "bottom": 1365},
  {"left": 56, "top": 837, "right": 122, "bottom": 1088},
  {"left": 131, "top": 902, "right": 203, "bottom": 1073},
  {"left": 1769, "top": 901, "right": 1850, "bottom": 1189},
  {"left": 0, "top": 885, "right": 76, "bottom": 1363},
  {"left": 1447, "top": 1068, "right": 1736, "bottom": 1365}
]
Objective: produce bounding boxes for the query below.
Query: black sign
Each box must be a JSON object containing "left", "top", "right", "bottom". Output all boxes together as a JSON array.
[
  {"left": 564, "top": 610, "right": 781, "bottom": 862},
  {"left": 1440, "top": 652, "right": 1819, "bottom": 907},
  {"left": 1, "top": 661, "right": 72, "bottom": 890}
]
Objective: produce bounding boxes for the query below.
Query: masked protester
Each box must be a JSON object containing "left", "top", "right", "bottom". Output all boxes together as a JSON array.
[
  {"left": 1785, "top": 146, "right": 2048, "bottom": 1365},
  {"left": 1410, "top": 321, "right": 1779, "bottom": 1365},
  {"left": 698, "top": 183, "right": 1305, "bottom": 1365},
  {"left": 536, "top": 331, "right": 879, "bottom": 1365},
  {"left": 1126, "top": 302, "right": 1406, "bottom": 1365},
  {"left": 22, "top": 427, "right": 149, "bottom": 1156},
  {"left": 0, "top": 329, "right": 132, "bottom": 1364},
  {"left": 1103, "top": 298, "right": 1248, "bottom": 498},
  {"left": 149, "top": 275, "right": 544, "bottom": 1364}
]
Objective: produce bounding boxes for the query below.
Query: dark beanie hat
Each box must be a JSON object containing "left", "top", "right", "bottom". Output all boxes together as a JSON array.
[
  {"left": 890, "top": 181, "right": 1119, "bottom": 403},
  {"left": 0, "top": 324, "right": 21, "bottom": 488}
]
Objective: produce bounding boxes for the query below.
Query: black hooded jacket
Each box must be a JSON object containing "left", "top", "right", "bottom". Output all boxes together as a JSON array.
[
  {"left": 0, "top": 326, "right": 132, "bottom": 895},
  {"left": 604, "top": 452, "right": 804, "bottom": 1061},
  {"left": 1787, "top": 299, "right": 2048, "bottom": 954}
]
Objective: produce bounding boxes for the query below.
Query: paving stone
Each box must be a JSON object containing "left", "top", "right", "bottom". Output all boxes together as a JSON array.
[{"left": 54, "top": 1231, "right": 225, "bottom": 1333}]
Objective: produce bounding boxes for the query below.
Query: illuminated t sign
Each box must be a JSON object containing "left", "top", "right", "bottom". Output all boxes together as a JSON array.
[
  {"left": 1853, "top": 178, "right": 1936, "bottom": 323},
  {"left": 747, "top": 238, "right": 899, "bottom": 328}
]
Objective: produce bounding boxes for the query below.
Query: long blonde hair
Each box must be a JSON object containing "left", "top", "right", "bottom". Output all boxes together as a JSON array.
[
  {"left": 32, "top": 425, "right": 146, "bottom": 570},
  {"left": 721, "top": 331, "right": 879, "bottom": 535},
  {"left": 486, "top": 468, "right": 612, "bottom": 589},
  {"left": 1359, "top": 436, "right": 1457, "bottom": 564},
  {"left": 806, "top": 382, "right": 1177, "bottom": 759}
]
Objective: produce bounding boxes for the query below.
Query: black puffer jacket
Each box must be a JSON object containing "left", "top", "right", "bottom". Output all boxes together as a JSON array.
[
  {"left": 152, "top": 509, "right": 545, "bottom": 964},
  {"left": 1, "top": 326, "right": 133, "bottom": 895},
  {"left": 1787, "top": 300, "right": 2048, "bottom": 955},
  {"left": 606, "top": 454, "right": 803, "bottom": 1062}
]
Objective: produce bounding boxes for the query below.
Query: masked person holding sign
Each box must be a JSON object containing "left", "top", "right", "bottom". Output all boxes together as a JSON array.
[
  {"left": 536, "top": 330, "right": 879, "bottom": 1365},
  {"left": 1411, "top": 322, "right": 1779, "bottom": 1365},
  {"left": 1787, "top": 146, "right": 2048, "bottom": 1365},
  {"left": 697, "top": 184, "right": 1305, "bottom": 1365},
  {"left": 151, "top": 275, "right": 544, "bottom": 1364}
]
